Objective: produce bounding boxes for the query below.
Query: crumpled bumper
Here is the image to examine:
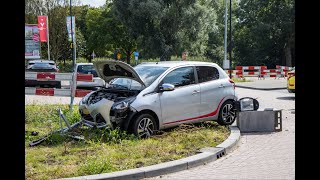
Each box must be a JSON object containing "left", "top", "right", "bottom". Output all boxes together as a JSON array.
[{"left": 79, "top": 98, "right": 114, "bottom": 128}]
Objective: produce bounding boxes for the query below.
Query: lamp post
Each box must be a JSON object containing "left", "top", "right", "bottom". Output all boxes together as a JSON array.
[
  {"left": 70, "top": 0, "right": 75, "bottom": 72},
  {"left": 224, "top": 0, "right": 228, "bottom": 71},
  {"left": 229, "top": 0, "right": 232, "bottom": 78}
]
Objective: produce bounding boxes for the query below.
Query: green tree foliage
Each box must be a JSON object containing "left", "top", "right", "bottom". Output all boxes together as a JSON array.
[
  {"left": 113, "top": 0, "right": 217, "bottom": 61},
  {"left": 25, "top": 0, "right": 295, "bottom": 68},
  {"left": 84, "top": 4, "right": 137, "bottom": 64},
  {"left": 233, "top": 0, "right": 295, "bottom": 68},
  {"left": 85, "top": 8, "right": 108, "bottom": 58}
]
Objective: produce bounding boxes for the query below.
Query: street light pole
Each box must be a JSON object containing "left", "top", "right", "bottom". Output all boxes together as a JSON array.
[
  {"left": 70, "top": 0, "right": 75, "bottom": 72},
  {"left": 224, "top": 0, "right": 228, "bottom": 69},
  {"left": 229, "top": 0, "right": 232, "bottom": 78}
]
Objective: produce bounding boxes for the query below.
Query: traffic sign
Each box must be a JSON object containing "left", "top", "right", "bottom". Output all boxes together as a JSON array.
[{"left": 91, "top": 51, "right": 96, "bottom": 59}]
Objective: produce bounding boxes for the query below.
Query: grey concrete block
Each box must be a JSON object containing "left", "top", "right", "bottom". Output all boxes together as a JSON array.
[
  {"left": 59, "top": 169, "right": 145, "bottom": 180},
  {"left": 139, "top": 159, "right": 188, "bottom": 178},
  {"left": 237, "top": 110, "right": 282, "bottom": 132}
]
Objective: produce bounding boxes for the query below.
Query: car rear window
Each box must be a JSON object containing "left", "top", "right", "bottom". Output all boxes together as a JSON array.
[{"left": 77, "top": 65, "right": 98, "bottom": 77}]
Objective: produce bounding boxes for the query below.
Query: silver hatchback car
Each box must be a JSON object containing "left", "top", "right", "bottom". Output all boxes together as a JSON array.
[{"left": 79, "top": 60, "right": 237, "bottom": 138}]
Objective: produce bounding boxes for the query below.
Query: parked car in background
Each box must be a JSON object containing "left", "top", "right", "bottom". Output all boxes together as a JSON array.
[
  {"left": 75, "top": 63, "right": 105, "bottom": 90},
  {"left": 79, "top": 60, "right": 238, "bottom": 138},
  {"left": 287, "top": 67, "right": 295, "bottom": 93},
  {"left": 25, "top": 60, "right": 61, "bottom": 88}
]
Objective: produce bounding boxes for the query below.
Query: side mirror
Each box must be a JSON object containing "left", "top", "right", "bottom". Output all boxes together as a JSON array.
[
  {"left": 159, "top": 83, "right": 175, "bottom": 92},
  {"left": 237, "top": 97, "right": 259, "bottom": 111}
]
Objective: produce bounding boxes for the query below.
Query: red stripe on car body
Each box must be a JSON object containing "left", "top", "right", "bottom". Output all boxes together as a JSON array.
[{"left": 164, "top": 97, "right": 226, "bottom": 125}]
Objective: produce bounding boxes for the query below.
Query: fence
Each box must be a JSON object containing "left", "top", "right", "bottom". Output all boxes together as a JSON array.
[
  {"left": 25, "top": 71, "right": 94, "bottom": 112},
  {"left": 225, "top": 65, "right": 293, "bottom": 79}
]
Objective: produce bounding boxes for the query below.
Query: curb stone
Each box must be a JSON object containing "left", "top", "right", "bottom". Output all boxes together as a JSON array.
[
  {"left": 235, "top": 85, "right": 286, "bottom": 90},
  {"left": 58, "top": 124, "right": 241, "bottom": 180}
]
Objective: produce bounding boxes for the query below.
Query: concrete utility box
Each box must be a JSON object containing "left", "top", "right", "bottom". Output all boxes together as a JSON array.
[{"left": 236, "top": 109, "right": 282, "bottom": 132}]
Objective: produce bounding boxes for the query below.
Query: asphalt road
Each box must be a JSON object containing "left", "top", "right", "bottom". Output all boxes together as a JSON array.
[{"left": 145, "top": 88, "right": 295, "bottom": 180}]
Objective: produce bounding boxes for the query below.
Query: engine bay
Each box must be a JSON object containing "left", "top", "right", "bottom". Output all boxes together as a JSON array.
[{"left": 87, "top": 89, "right": 140, "bottom": 104}]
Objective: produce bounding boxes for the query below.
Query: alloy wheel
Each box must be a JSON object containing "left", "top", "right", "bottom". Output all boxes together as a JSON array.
[
  {"left": 137, "top": 117, "right": 155, "bottom": 138},
  {"left": 221, "top": 104, "right": 236, "bottom": 123}
]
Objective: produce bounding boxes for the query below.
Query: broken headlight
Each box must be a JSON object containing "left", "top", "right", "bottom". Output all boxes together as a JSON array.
[
  {"left": 112, "top": 96, "right": 136, "bottom": 112},
  {"left": 81, "top": 91, "right": 94, "bottom": 104}
]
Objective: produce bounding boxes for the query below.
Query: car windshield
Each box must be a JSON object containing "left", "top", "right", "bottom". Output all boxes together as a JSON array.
[
  {"left": 110, "top": 65, "right": 168, "bottom": 90},
  {"left": 77, "top": 65, "right": 98, "bottom": 77},
  {"left": 134, "top": 65, "right": 168, "bottom": 86}
]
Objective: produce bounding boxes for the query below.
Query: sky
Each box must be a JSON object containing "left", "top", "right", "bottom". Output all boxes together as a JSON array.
[{"left": 80, "top": 0, "right": 106, "bottom": 7}]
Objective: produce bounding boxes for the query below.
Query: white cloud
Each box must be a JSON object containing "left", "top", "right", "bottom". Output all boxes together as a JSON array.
[{"left": 80, "top": 0, "right": 105, "bottom": 7}]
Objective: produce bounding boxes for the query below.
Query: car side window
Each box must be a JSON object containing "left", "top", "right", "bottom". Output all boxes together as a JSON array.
[
  {"left": 162, "top": 67, "right": 195, "bottom": 87},
  {"left": 196, "top": 66, "right": 220, "bottom": 83}
]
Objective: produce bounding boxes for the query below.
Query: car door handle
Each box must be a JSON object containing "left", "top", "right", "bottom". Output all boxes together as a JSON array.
[
  {"left": 192, "top": 90, "right": 200, "bottom": 94},
  {"left": 219, "top": 84, "right": 225, "bottom": 88}
]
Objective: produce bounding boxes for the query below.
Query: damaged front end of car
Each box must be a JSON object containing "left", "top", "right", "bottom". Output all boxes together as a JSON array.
[{"left": 79, "top": 86, "right": 140, "bottom": 130}]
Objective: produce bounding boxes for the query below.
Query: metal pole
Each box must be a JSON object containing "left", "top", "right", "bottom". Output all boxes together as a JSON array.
[
  {"left": 69, "top": 0, "right": 75, "bottom": 113},
  {"left": 224, "top": 0, "right": 228, "bottom": 65},
  {"left": 229, "top": 0, "right": 232, "bottom": 78},
  {"left": 70, "top": 0, "right": 75, "bottom": 72},
  {"left": 47, "top": 16, "right": 50, "bottom": 60}
]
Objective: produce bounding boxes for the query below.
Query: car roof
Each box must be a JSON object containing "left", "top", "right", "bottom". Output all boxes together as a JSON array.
[
  {"left": 77, "top": 63, "right": 93, "bottom": 65},
  {"left": 138, "top": 61, "right": 219, "bottom": 68},
  {"left": 29, "top": 60, "right": 55, "bottom": 63}
]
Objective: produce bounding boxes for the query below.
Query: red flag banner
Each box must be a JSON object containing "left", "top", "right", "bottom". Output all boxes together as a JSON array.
[{"left": 38, "top": 16, "right": 48, "bottom": 42}]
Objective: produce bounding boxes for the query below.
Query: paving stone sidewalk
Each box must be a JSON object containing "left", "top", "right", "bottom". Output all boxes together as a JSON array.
[{"left": 146, "top": 88, "right": 295, "bottom": 180}]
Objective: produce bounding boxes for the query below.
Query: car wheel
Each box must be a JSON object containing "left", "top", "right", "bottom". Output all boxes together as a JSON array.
[
  {"left": 132, "top": 113, "right": 157, "bottom": 138},
  {"left": 217, "top": 100, "right": 236, "bottom": 125}
]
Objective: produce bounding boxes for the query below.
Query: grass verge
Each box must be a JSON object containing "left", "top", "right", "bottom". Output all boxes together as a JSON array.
[
  {"left": 232, "top": 77, "right": 253, "bottom": 83},
  {"left": 25, "top": 105, "right": 230, "bottom": 180}
]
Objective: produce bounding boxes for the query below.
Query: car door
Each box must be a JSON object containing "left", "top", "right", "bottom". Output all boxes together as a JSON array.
[
  {"left": 196, "top": 66, "right": 228, "bottom": 119},
  {"left": 158, "top": 66, "right": 201, "bottom": 127}
]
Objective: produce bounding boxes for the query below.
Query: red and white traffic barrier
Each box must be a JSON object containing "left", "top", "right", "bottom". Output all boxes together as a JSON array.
[
  {"left": 229, "top": 65, "right": 293, "bottom": 79},
  {"left": 25, "top": 72, "right": 93, "bottom": 82},
  {"left": 224, "top": 69, "right": 243, "bottom": 78},
  {"left": 276, "top": 65, "right": 293, "bottom": 78},
  {"left": 242, "top": 66, "right": 260, "bottom": 76},
  {"left": 25, "top": 87, "right": 92, "bottom": 97},
  {"left": 260, "top": 69, "right": 278, "bottom": 78},
  {"left": 25, "top": 72, "right": 94, "bottom": 97}
]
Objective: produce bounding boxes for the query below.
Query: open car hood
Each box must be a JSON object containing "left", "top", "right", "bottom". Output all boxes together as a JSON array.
[{"left": 93, "top": 60, "right": 146, "bottom": 87}]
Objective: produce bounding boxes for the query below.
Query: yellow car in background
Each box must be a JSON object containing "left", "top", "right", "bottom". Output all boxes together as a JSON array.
[{"left": 287, "top": 67, "right": 295, "bottom": 93}]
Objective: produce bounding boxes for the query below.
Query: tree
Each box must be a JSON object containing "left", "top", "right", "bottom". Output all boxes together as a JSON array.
[
  {"left": 113, "top": 0, "right": 218, "bottom": 61},
  {"left": 233, "top": 0, "right": 295, "bottom": 68}
]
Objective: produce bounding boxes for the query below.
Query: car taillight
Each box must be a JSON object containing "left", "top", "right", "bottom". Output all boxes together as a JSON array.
[{"left": 229, "top": 79, "right": 235, "bottom": 89}]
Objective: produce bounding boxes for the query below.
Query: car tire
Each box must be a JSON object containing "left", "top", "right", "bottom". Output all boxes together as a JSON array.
[
  {"left": 217, "top": 100, "right": 236, "bottom": 125},
  {"left": 132, "top": 113, "right": 157, "bottom": 138}
]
